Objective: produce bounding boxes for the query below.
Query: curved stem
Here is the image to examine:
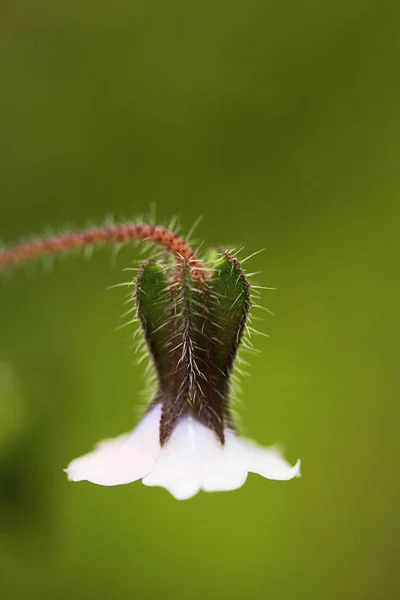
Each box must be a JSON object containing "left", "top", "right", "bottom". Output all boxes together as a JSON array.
[{"left": 0, "top": 223, "right": 205, "bottom": 279}]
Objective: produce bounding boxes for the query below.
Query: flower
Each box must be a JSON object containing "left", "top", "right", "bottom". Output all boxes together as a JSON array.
[
  {"left": 66, "top": 404, "right": 300, "bottom": 500},
  {"left": 66, "top": 253, "right": 301, "bottom": 500}
]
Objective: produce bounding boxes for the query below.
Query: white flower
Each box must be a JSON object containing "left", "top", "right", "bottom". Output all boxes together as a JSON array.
[{"left": 66, "top": 404, "right": 301, "bottom": 500}]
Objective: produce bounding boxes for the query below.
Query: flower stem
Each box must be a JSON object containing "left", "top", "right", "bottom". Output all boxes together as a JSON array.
[{"left": 0, "top": 223, "right": 205, "bottom": 279}]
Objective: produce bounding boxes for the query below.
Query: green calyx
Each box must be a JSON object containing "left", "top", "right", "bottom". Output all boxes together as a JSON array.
[
  {"left": 209, "top": 253, "right": 250, "bottom": 376},
  {"left": 136, "top": 261, "right": 174, "bottom": 386},
  {"left": 136, "top": 254, "right": 251, "bottom": 445}
]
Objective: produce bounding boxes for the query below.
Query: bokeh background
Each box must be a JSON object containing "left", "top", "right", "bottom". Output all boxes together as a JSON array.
[{"left": 1, "top": 1, "right": 399, "bottom": 599}]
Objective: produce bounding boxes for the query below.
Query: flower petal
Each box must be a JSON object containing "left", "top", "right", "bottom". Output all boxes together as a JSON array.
[
  {"left": 225, "top": 431, "right": 301, "bottom": 481},
  {"left": 65, "top": 404, "right": 162, "bottom": 486},
  {"left": 142, "top": 414, "right": 248, "bottom": 499}
]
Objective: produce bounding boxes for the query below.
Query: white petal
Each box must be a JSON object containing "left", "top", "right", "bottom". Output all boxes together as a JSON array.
[
  {"left": 142, "top": 415, "right": 248, "bottom": 500},
  {"left": 65, "top": 404, "right": 162, "bottom": 486},
  {"left": 225, "top": 431, "right": 301, "bottom": 481}
]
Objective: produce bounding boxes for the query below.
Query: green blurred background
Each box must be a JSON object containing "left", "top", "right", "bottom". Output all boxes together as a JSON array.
[{"left": 1, "top": 1, "right": 399, "bottom": 599}]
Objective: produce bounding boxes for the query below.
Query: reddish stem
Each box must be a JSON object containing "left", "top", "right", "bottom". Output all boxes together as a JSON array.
[{"left": 0, "top": 223, "right": 205, "bottom": 280}]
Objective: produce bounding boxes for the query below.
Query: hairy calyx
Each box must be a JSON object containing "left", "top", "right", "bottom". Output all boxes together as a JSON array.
[{"left": 136, "top": 253, "right": 250, "bottom": 446}]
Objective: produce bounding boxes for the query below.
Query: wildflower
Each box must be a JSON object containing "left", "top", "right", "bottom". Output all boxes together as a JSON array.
[
  {"left": 66, "top": 254, "right": 300, "bottom": 499},
  {"left": 0, "top": 222, "right": 301, "bottom": 500}
]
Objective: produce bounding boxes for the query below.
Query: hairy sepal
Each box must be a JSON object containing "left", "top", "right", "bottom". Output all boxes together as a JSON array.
[
  {"left": 208, "top": 253, "right": 251, "bottom": 413},
  {"left": 136, "top": 261, "right": 174, "bottom": 390},
  {"left": 158, "top": 262, "right": 218, "bottom": 444}
]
